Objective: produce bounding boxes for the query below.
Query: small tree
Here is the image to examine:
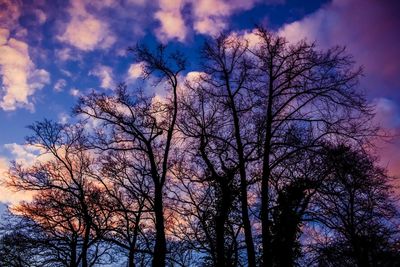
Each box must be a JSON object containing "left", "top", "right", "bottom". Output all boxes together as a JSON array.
[{"left": 6, "top": 121, "right": 112, "bottom": 267}]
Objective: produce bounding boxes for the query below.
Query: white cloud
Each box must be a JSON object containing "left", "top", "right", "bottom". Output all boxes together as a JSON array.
[
  {"left": 30, "top": 69, "right": 50, "bottom": 90},
  {"left": 60, "top": 69, "right": 73, "bottom": 77},
  {"left": 57, "top": 0, "right": 116, "bottom": 51},
  {"left": 58, "top": 112, "right": 70, "bottom": 124},
  {"left": 55, "top": 47, "right": 78, "bottom": 62},
  {"left": 90, "top": 65, "right": 114, "bottom": 89},
  {"left": 153, "top": 0, "right": 264, "bottom": 42},
  {"left": 54, "top": 79, "right": 67, "bottom": 92},
  {"left": 70, "top": 88, "right": 80, "bottom": 97},
  {"left": 3, "top": 143, "right": 44, "bottom": 167},
  {"left": 0, "top": 29, "right": 50, "bottom": 111},
  {"left": 190, "top": 0, "right": 231, "bottom": 35},
  {"left": 127, "top": 62, "right": 145, "bottom": 81},
  {"left": 194, "top": 17, "right": 226, "bottom": 36},
  {"left": 185, "top": 71, "right": 206, "bottom": 84}
]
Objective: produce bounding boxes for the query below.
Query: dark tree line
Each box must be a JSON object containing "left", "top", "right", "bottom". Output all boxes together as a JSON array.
[{"left": 1, "top": 27, "right": 399, "bottom": 267}]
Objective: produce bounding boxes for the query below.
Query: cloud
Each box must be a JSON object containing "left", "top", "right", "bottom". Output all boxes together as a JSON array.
[
  {"left": 127, "top": 62, "right": 145, "bottom": 81},
  {"left": 54, "top": 79, "right": 67, "bottom": 92},
  {"left": 190, "top": 0, "right": 264, "bottom": 36},
  {"left": 70, "top": 88, "right": 80, "bottom": 97},
  {"left": 33, "top": 8, "right": 47, "bottom": 25},
  {"left": 4, "top": 143, "right": 44, "bottom": 167},
  {"left": 153, "top": 0, "right": 268, "bottom": 42},
  {"left": 0, "top": 28, "right": 9, "bottom": 45},
  {"left": 55, "top": 47, "right": 80, "bottom": 62},
  {"left": 278, "top": 0, "right": 400, "bottom": 97},
  {"left": 373, "top": 98, "right": 400, "bottom": 130},
  {"left": 60, "top": 69, "right": 72, "bottom": 77},
  {"left": 29, "top": 69, "right": 50, "bottom": 90},
  {"left": 0, "top": 0, "right": 21, "bottom": 30},
  {"left": 154, "top": 0, "right": 187, "bottom": 42},
  {"left": 0, "top": 143, "right": 53, "bottom": 204},
  {"left": 90, "top": 65, "right": 114, "bottom": 89},
  {"left": 191, "top": 0, "right": 232, "bottom": 35},
  {"left": 57, "top": 0, "right": 116, "bottom": 51},
  {"left": 276, "top": 0, "right": 400, "bottom": 177},
  {"left": 0, "top": 156, "right": 33, "bottom": 204},
  {"left": 0, "top": 29, "right": 50, "bottom": 111},
  {"left": 371, "top": 98, "right": 400, "bottom": 177},
  {"left": 58, "top": 112, "right": 70, "bottom": 124}
]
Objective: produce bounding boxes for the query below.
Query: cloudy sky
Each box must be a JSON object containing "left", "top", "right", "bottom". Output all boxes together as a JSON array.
[{"left": 0, "top": 0, "right": 399, "bottom": 204}]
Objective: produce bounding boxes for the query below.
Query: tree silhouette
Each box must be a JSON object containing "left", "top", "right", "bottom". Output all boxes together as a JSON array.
[
  {"left": 311, "top": 144, "right": 400, "bottom": 267},
  {"left": 1, "top": 28, "right": 398, "bottom": 267},
  {"left": 74, "top": 44, "right": 186, "bottom": 267},
  {"left": 5, "top": 121, "right": 113, "bottom": 267}
]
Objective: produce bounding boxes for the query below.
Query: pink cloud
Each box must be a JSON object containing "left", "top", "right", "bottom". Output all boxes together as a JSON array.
[
  {"left": 0, "top": 0, "right": 21, "bottom": 30},
  {"left": 89, "top": 65, "right": 114, "bottom": 89},
  {"left": 372, "top": 98, "right": 400, "bottom": 178},
  {"left": 0, "top": 143, "right": 54, "bottom": 204},
  {"left": 127, "top": 62, "right": 146, "bottom": 81},
  {"left": 278, "top": 0, "right": 400, "bottom": 177},
  {"left": 279, "top": 0, "right": 400, "bottom": 97},
  {"left": 57, "top": 0, "right": 116, "bottom": 51},
  {"left": 0, "top": 156, "right": 33, "bottom": 204},
  {"left": 154, "top": 0, "right": 279, "bottom": 42},
  {"left": 154, "top": 0, "right": 187, "bottom": 42}
]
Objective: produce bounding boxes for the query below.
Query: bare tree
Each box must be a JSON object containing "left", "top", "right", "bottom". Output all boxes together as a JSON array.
[
  {"left": 193, "top": 34, "right": 258, "bottom": 267},
  {"left": 6, "top": 121, "right": 112, "bottom": 267},
  {"left": 74, "top": 44, "right": 185, "bottom": 267},
  {"left": 310, "top": 144, "right": 400, "bottom": 267},
  {"left": 96, "top": 150, "right": 154, "bottom": 266},
  {"left": 177, "top": 66, "right": 249, "bottom": 266},
  {"left": 3, "top": 27, "right": 397, "bottom": 267},
  {"left": 250, "top": 26, "right": 376, "bottom": 267},
  {"left": 268, "top": 138, "right": 328, "bottom": 267}
]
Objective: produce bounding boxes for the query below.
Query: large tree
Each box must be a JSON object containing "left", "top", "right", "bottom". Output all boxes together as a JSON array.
[
  {"left": 250, "top": 27, "right": 375, "bottom": 266},
  {"left": 74, "top": 44, "right": 185, "bottom": 267}
]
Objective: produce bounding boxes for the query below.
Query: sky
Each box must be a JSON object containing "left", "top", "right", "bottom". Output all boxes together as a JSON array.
[{"left": 0, "top": 0, "right": 400, "bottom": 204}]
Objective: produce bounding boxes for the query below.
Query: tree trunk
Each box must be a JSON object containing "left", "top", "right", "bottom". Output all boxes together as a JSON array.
[
  {"left": 261, "top": 76, "right": 274, "bottom": 267},
  {"left": 215, "top": 212, "right": 226, "bottom": 267},
  {"left": 70, "top": 241, "right": 77, "bottom": 267},
  {"left": 227, "top": 88, "right": 256, "bottom": 267},
  {"left": 215, "top": 184, "right": 231, "bottom": 267},
  {"left": 238, "top": 166, "right": 256, "bottom": 267},
  {"left": 152, "top": 185, "right": 166, "bottom": 267},
  {"left": 128, "top": 247, "right": 135, "bottom": 267},
  {"left": 81, "top": 221, "right": 91, "bottom": 267}
]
